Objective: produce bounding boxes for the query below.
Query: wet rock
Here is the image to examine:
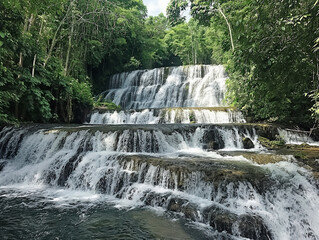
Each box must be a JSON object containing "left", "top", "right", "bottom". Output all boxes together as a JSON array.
[
  {"left": 143, "top": 192, "right": 170, "bottom": 207},
  {"left": 205, "top": 141, "right": 223, "bottom": 150},
  {"left": 254, "top": 124, "right": 280, "bottom": 141},
  {"left": 182, "top": 203, "right": 199, "bottom": 221},
  {"left": 0, "top": 128, "right": 25, "bottom": 159},
  {"left": 96, "top": 176, "right": 107, "bottom": 192},
  {"left": 203, "top": 207, "right": 273, "bottom": 240},
  {"left": 212, "top": 212, "right": 237, "bottom": 233},
  {"left": 56, "top": 137, "right": 92, "bottom": 186},
  {"left": 203, "top": 128, "right": 225, "bottom": 150},
  {"left": 258, "top": 137, "right": 284, "bottom": 150},
  {"left": 97, "top": 170, "right": 134, "bottom": 196},
  {"left": 167, "top": 198, "right": 199, "bottom": 221},
  {"left": 45, "top": 171, "right": 57, "bottom": 184},
  {"left": 237, "top": 214, "right": 273, "bottom": 240},
  {"left": 243, "top": 137, "right": 254, "bottom": 149},
  {"left": 57, "top": 154, "right": 81, "bottom": 186},
  {"left": 0, "top": 161, "right": 7, "bottom": 172},
  {"left": 167, "top": 198, "right": 183, "bottom": 212},
  {"left": 204, "top": 207, "right": 237, "bottom": 234},
  {"left": 276, "top": 145, "right": 319, "bottom": 178}
]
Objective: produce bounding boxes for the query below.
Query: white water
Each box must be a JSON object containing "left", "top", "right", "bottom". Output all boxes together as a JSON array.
[
  {"left": 91, "top": 65, "right": 236, "bottom": 125},
  {"left": 218, "top": 127, "right": 263, "bottom": 151},
  {"left": 90, "top": 108, "right": 246, "bottom": 124},
  {"left": 1, "top": 64, "right": 319, "bottom": 239},
  {"left": 102, "top": 65, "right": 226, "bottom": 109},
  {"left": 0, "top": 126, "right": 318, "bottom": 239},
  {"left": 278, "top": 129, "right": 319, "bottom": 146},
  {"left": 0, "top": 126, "right": 249, "bottom": 188}
]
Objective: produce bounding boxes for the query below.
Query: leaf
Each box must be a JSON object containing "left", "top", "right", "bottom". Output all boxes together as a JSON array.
[
  {"left": 0, "top": 41, "right": 3, "bottom": 47},
  {"left": 0, "top": 32, "right": 4, "bottom": 38}
]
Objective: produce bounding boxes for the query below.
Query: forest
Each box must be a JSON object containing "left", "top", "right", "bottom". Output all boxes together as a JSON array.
[{"left": 0, "top": 0, "right": 318, "bottom": 129}]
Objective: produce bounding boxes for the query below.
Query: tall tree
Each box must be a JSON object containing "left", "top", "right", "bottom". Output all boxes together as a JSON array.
[{"left": 167, "top": 0, "right": 319, "bottom": 128}]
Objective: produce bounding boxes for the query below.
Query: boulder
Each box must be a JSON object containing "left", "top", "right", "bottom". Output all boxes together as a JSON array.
[{"left": 243, "top": 137, "right": 254, "bottom": 149}]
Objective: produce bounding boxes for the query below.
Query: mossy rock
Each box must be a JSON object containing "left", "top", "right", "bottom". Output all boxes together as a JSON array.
[
  {"left": 276, "top": 145, "right": 319, "bottom": 176},
  {"left": 258, "top": 136, "right": 284, "bottom": 150},
  {"left": 242, "top": 153, "right": 285, "bottom": 165}
]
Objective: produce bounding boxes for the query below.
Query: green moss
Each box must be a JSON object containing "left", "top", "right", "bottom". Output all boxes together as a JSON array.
[
  {"left": 93, "top": 96, "right": 121, "bottom": 111},
  {"left": 242, "top": 153, "right": 285, "bottom": 164},
  {"left": 189, "top": 112, "right": 195, "bottom": 123},
  {"left": 162, "top": 107, "right": 237, "bottom": 112},
  {"left": 258, "top": 136, "right": 285, "bottom": 149}
]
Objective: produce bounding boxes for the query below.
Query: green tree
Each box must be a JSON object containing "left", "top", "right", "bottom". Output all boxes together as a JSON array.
[
  {"left": 164, "top": 20, "right": 210, "bottom": 65},
  {"left": 226, "top": 0, "right": 318, "bottom": 127},
  {"left": 167, "top": 0, "right": 319, "bottom": 128}
]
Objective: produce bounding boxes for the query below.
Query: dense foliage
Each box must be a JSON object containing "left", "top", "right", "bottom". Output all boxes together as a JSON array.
[
  {"left": 0, "top": 0, "right": 213, "bottom": 124},
  {"left": 167, "top": 0, "right": 319, "bottom": 128},
  {"left": 1, "top": 0, "right": 318, "bottom": 128}
]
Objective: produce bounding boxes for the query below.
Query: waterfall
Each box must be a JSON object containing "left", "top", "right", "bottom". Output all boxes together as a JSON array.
[
  {"left": 89, "top": 108, "right": 246, "bottom": 124},
  {"left": 90, "top": 65, "right": 246, "bottom": 124},
  {"left": 102, "top": 65, "right": 226, "bottom": 109},
  {"left": 278, "top": 129, "right": 319, "bottom": 146},
  {"left": 0, "top": 126, "right": 318, "bottom": 239},
  {"left": 1, "top": 65, "right": 319, "bottom": 240}
]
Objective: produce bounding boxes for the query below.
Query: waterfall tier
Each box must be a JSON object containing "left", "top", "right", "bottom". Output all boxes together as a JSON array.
[
  {"left": 92, "top": 65, "right": 244, "bottom": 125},
  {"left": 1, "top": 64, "right": 319, "bottom": 239},
  {"left": 278, "top": 129, "right": 319, "bottom": 146},
  {"left": 0, "top": 125, "right": 260, "bottom": 159},
  {"left": 0, "top": 125, "right": 319, "bottom": 240},
  {"left": 89, "top": 107, "right": 246, "bottom": 124},
  {"left": 101, "top": 65, "right": 226, "bottom": 110}
]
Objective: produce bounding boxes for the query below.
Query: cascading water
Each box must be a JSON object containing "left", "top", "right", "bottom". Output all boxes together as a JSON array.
[
  {"left": 89, "top": 108, "right": 246, "bottom": 124},
  {"left": 90, "top": 65, "right": 238, "bottom": 125},
  {"left": 1, "top": 65, "right": 319, "bottom": 240},
  {"left": 278, "top": 128, "right": 319, "bottom": 146},
  {"left": 101, "top": 65, "right": 226, "bottom": 109}
]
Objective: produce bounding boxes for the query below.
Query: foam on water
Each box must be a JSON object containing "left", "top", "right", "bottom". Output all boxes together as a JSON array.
[
  {"left": 0, "top": 126, "right": 319, "bottom": 239},
  {"left": 1, "top": 64, "right": 319, "bottom": 239},
  {"left": 278, "top": 129, "right": 319, "bottom": 146},
  {"left": 89, "top": 108, "right": 246, "bottom": 124}
]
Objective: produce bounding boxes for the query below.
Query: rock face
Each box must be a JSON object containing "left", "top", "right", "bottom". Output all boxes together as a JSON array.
[
  {"left": 243, "top": 137, "right": 254, "bottom": 149},
  {"left": 237, "top": 214, "right": 272, "bottom": 240},
  {"left": 167, "top": 198, "right": 199, "bottom": 221},
  {"left": 205, "top": 207, "right": 237, "bottom": 234},
  {"left": 202, "top": 206, "right": 273, "bottom": 240}
]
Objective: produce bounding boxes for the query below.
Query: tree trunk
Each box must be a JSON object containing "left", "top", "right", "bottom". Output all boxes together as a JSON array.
[
  {"left": 32, "top": 16, "right": 44, "bottom": 77},
  {"left": 64, "top": 0, "right": 76, "bottom": 76},
  {"left": 18, "top": 17, "right": 29, "bottom": 68},
  {"left": 44, "top": 3, "right": 72, "bottom": 68},
  {"left": 66, "top": 96, "right": 73, "bottom": 123},
  {"left": 218, "top": 7, "right": 235, "bottom": 52}
]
